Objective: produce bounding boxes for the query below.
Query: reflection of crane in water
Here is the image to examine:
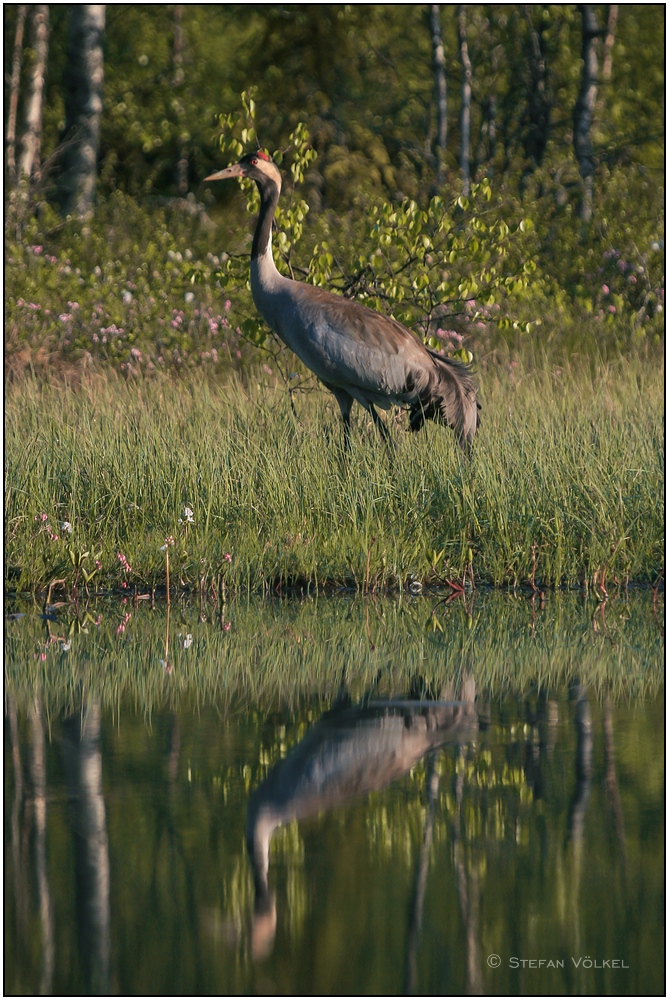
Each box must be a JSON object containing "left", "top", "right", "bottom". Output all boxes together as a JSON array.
[{"left": 246, "top": 681, "right": 478, "bottom": 958}]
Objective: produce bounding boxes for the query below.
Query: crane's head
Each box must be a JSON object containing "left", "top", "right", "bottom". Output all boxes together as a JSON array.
[{"left": 205, "top": 151, "right": 282, "bottom": 194}]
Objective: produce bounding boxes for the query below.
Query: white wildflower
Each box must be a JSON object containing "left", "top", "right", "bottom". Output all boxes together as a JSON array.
[{"left": 178, "top": 506, "right": 195, "bottom": 525}]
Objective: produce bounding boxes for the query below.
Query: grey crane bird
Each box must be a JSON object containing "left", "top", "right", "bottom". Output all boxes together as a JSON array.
[{"left": 206, "top": 151, "right": 480, "bottom": 449}]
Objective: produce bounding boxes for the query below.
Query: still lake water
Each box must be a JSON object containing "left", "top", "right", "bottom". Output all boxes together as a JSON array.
[{"left": 4, "top": 591, "right": 664, "bottom": 995}]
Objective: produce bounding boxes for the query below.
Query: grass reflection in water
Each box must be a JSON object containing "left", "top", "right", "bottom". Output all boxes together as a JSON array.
[{"left": 4, "top": 591, "right": 664, "bottom": 995}]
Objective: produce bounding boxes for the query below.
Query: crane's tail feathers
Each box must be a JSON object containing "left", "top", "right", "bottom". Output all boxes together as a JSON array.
[{"left": 409, "top": 351, "right": 480, "bottom": 450}]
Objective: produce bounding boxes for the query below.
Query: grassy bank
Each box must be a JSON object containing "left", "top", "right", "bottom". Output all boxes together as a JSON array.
[{"left": 5, "top": 354, "right": 663, "bottom": 594}]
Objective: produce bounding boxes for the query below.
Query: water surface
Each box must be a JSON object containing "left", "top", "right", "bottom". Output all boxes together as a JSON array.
[{"left": 4, "top": 591, "right": 664, "bottom": 995}]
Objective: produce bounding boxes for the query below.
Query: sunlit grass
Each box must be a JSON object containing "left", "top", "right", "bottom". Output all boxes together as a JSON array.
[{"left": 5, "top": 353, "right": 663, "bottom": 593}]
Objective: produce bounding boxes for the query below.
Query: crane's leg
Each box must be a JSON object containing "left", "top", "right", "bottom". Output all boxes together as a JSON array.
[
  {"left": 342, "top": 412, "right": 352, "bottom": 451},
  {"left": 369, "top": 405, "right": 390, "bottom": 443},
  {"left": 325, "top": 385, "right": 354, "bottom": 451},
  {"left": 369, "top": 405, "right": 394, "bottom": 448}
]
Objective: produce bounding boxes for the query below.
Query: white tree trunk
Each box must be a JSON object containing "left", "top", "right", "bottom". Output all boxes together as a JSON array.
[
  {"left": 6, "top": 5, "right": 28, "bottom": 183},
  {"left": 573, "top": 4, "right": 600, "bottom": 223},
  {"left": 17, "top": 5, "right": 49, "bottom": 183},
  {"left": 173, "top": 3, "right": 189, "bottom": 195},
  {"left": 59, "top": 4, "right": 106, "bottom": 218},
  {"left": 429, "top": 4, "right": 447, "bottom": 187},
  {"left": 457, "top": 5, "right": 472, "bottom": 196},
  {"left": 602, "top": 4, "right": 618, "bottom": 83}
]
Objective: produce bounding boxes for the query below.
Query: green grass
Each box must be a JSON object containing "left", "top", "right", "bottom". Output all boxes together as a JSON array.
[{"left": 5, "top": 354, "right": 664, "bottom": 593}]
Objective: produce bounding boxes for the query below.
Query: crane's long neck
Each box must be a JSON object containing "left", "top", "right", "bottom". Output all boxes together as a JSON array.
[
  {"left": 250, "top": 179, "right": 285, "bottom": 324},
  {"left": 252, "top": 181, "right": 281, "bottom": 272}
]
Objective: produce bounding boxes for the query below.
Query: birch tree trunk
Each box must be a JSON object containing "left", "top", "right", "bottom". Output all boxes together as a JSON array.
[
  {"left": 602, "top": 4, "right": 618, "bottom": 83},
  {"left": 6, "top": 5, "right": 28, "bottom": 184},
  {"left": 457, "top": 5, "right": 472, "bottom": 196},
  {"left": 173, "top": 4, "right": 189, "bottom": 195},
  {"left": 573, "top": 4, "right": 600, "bottom": 223},
  {"left": 429, "top": 4, "right": 447, "bottom": 188},
  {"left": 596, "top": 4, "right": 618, "bottom": 117},
  {"left": 58, "top": 4, "right": 106, "bottom": 218},
  {"left": 474, "top": 12, "right": 498, "bottom": 175},
  {"left": 17, "top": 4, "right": 49, "bottom": 184},
  {"left": 522, "top": 5, "right": 551, "bottom": 175}
]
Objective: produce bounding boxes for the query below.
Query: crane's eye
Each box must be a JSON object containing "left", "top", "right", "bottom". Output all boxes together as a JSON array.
[{"left": 251, "top": 158, "right": 258, "bottom": 166}]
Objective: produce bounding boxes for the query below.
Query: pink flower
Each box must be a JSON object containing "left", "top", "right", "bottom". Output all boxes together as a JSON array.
[
  {"left": 224, "top": 299, "right": 232, "bottom": 311},
  {"left": 117, "top": 612, "right": 131, "bottom": 633},
  {"left": 224, "top": 622, "right": 231, "bottom": 632},
  {"left": 437, "top": 328, "right": 464, "bottom": 344},
  {"left": 224, "top": 553, "right": 232, "bottom": 562},
  {"left": 601, "top": 284, "right": 610, "bottom": 295}
]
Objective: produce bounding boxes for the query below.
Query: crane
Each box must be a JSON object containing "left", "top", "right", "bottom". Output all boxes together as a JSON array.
[
  {"left": 205, "top": 151, "right": 480, "bottom": 449},
  {"left": 245, "top": 685, "right": 478, "bottom": 957}
]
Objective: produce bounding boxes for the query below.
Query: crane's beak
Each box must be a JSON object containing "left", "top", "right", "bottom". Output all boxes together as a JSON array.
[{"left": 204, "top": 163, "right": 245, "bottom": 182}]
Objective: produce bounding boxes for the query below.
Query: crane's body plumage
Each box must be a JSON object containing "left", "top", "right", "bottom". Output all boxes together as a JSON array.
[{"left": 206, "top": 152, "right": 480, "bottom": 448}]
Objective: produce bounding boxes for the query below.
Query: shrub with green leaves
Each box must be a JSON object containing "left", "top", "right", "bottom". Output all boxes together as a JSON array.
[{"left": 209, "top": 102, "right": 541, "bottom": 371}]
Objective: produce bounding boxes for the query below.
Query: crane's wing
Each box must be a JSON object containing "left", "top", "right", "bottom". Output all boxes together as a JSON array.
[{"left": 284, "top": 284, "right": 479, "bottom": 448}]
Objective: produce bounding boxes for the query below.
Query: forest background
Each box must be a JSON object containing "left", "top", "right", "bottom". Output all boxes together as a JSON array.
[{"left": 4, "top": 4, "right": 665, "bottom": 593}]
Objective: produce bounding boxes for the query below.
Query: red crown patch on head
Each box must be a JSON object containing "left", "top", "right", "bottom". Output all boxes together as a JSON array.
[{"left": 255, "top": 150, "right": 271, "bottom": 161}]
